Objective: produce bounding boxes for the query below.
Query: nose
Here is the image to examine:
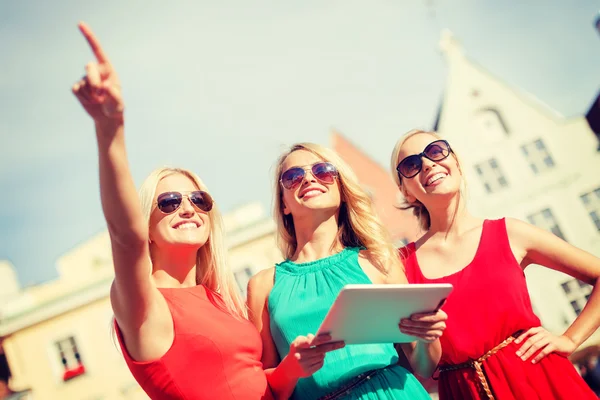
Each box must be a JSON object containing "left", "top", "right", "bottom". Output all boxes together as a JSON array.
[
  {"left": 179, "top": 196, "right": 196, "bottom": 216},
  {"left": 421, "top": 156, "right": 436, "bottom": 173},
  {"left": 302, "top": 168, "right": 317, "bottom": 185}
]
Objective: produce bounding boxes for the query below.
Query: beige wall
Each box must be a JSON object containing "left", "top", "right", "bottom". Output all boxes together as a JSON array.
[
  {"left": 228, "top": 220, "right": 281, "bottom": 297},
  {"left": 4, "top": 296, "right": 147, "bottom": 400}
]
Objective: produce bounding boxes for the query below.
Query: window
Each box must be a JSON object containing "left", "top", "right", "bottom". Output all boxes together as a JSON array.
[
  {"left": 474, "top": 158, "right": 509, "bottom": 194},
  {"left": 472, "top": 108, "right": 510, "bottom": 141},
  {"left": 561, "top": 279, "right": 592, "bottom": 316},
  {"left": 580, "top": 187, "right": 600, "bottom": 231},
  {"left": 234, "top": 267, "right": 254, "bottom": 297},
  {"left": 55, "top": 336, "right": 85, "bottom": 381},
  {"left": 526, "top": 208, "right": 566, "bottom": 241},
  {"left": 520, "top": 139, "right": 555, "bottom": 174}
]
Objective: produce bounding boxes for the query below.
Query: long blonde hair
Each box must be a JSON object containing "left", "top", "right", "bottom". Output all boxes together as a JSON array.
[
  {"left": 273, "top": 143, "right": 402, "bottom": 274},
  {"left": 140, "top": 167, "right": 247, "bottom": 319},
  {"left": 390, "top": 129, "right": 466, "bottom": 232}
]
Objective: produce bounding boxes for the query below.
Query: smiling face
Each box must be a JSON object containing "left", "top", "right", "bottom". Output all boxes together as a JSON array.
[
  {"left": 279, "top": 149, "right": 342, "bottom": 219},
  {"left": 396, "top": 133, "right": 462, "bottom": 206},
  {"left": 148, "top": 173, "right": 211, "bottom": 251}
]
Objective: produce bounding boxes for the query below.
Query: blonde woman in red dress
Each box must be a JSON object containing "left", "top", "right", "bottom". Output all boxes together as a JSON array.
[
  {"left": 71, "top": 22, "right": 337, "bottom": 399},
  {"left": 391, "top": 129, "right": 600, "bottom": 399}
]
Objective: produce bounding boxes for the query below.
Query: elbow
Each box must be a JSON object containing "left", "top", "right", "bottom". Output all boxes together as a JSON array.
[{"left": 410, "top": 362, "right": 436, "bottom": 380}]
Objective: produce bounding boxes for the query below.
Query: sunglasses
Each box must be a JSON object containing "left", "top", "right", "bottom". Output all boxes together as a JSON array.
[
  {"left": 280, "top": 162, "right": 338, "bottom": 190},
  {"left": 155, "top": 191, "right": 214, "bottom": 214},
  {"left": 396, "top": 140, "right": 452, "bottom": 179}
]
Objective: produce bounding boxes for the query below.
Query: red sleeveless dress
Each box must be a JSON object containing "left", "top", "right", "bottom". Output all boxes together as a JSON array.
[
  {"left": 402, "top": 218, "right": 596, "bottom": 399},
  {"left": 115, "top": 285, "right": 274, "bottom": 400}
]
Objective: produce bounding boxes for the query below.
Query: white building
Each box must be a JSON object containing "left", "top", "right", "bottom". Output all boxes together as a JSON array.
[{"left": 434, "top": 30, "right": 600, "bottom": 350}]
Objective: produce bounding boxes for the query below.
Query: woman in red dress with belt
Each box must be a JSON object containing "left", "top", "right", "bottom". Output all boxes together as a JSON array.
[
  {"left": 390, "top": 129, "right": 600, "bottom": 399},
  {"left": 71, "top": 22, "right": 336, "bottom": 399}
]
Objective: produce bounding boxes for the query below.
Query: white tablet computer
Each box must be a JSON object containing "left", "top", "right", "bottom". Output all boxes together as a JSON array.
[{"left": 316, "top": 283, "right": 453, "bottom": 344}]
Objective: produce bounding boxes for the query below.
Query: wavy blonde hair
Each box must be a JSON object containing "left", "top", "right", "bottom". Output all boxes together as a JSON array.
[
  {"left": 390, "top": 129, "right": 466, "bottom": 232},
  {"left": 139, "top": 167, "right": 247, "bottom": 319},
  {"left": 273, "top": 143, "right": 401, "bottom": 274}
]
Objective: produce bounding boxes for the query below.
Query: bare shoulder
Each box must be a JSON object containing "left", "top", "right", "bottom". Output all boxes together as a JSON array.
[
  {"left": 109, "top": 279, "right": 173, "bottom": 361},
  {"left": 504, "top": 217, "right": 549, "bottom": 251},
  {"left": 247, "top": 267, "right": 276, "bottom": 332},
  {"left": 505, "top": 217, "right": 534, "bottom": 238},
  {"left": 248, "top": 267, "right": 275, "bottom": 295},
  {"left": 247, "top": 267, "right": 275, "bottom": 310}
]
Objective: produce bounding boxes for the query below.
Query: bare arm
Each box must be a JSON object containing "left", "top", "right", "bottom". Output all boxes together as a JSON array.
[
  {"left": 73, "top": 23, "right": 167, "bottom": 346},
  {"left": 247, "top": 269, "right": 344, "bottom": 399},
  {"left": 398, "top": 324, "right": 443, "bottom": 378},
  {"left": 383, "top": 261, "right": 444, "bottom": 378},
  {"left": 247, "top": 269, "right": 297, "bottom": 399},
  {"left": 247, "top": 268, "right": 281, "bottom": 368},
  {"left": 507, "top": 217, "right": 600, "bottom": 362}
]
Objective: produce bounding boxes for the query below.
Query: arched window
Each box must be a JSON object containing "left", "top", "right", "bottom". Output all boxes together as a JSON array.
[{"left": 471, "top": 107, "right": 510, "bottom": 140}]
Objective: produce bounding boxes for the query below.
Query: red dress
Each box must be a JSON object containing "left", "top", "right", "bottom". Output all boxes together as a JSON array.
[
  {"left": 115, "top": 285, "right": 274, "bottom": 400},
  {"left": 402, "top": 218, "right": 596, "bottom": 400}
]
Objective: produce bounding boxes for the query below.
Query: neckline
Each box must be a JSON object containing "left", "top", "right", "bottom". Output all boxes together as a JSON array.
[
  {"left": 411, "top": 220, "right": 488, "bottom": 281},
  {"left": 276, "top": 247, "right": 360, "bottom": 275}
]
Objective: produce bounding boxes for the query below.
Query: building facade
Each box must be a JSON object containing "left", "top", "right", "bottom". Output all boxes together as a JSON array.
[
  {"left": 0, "top": 234, "right": 148, "bottom": 400},
  {"left": 433, "top": 30, "right": 600, "bottom": 350}
]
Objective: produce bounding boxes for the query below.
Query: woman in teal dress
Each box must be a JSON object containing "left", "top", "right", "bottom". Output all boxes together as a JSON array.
[{"left": 247, "top": 143, "right": 448, "bottom": 399}]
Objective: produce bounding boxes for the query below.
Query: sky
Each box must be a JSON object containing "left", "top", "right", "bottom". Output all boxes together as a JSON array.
[{"left": 1, "top": 0, "right": 598, "bottom": 287}]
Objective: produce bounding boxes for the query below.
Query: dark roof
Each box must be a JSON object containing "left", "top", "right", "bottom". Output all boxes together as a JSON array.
[{"left": 585, "top": 91, "right": 600, "bottom": 150}]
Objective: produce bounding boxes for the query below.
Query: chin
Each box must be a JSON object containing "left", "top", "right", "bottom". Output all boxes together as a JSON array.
[{"left": 171, "top": 233, "right": 209, "bottom": 247}]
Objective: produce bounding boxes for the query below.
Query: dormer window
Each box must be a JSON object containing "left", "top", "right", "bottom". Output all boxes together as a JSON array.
[{"left": 472, "top": 108, "right": 510, "bottom": 140}]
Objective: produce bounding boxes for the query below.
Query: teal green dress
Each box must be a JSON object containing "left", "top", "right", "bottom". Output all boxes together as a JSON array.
[{"left": 268, "top": 247, "right": 431, "bottom": 400}]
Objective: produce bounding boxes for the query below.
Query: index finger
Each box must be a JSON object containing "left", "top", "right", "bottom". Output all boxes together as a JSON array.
[
  {"left": 78, "top": 22, "right": 110, "bottom": 64},
  {"left": 410, "top": 311, "right": 447, "bottom": 322},
  {"left": 315, "top": 341, "right": 345, "bottom": 353},
  {"left": 310, "top": 334, "right": 333, "bottom": 347}
]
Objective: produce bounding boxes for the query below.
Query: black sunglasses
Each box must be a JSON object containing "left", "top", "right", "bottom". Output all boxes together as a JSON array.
[
  {"left": 396, "top": 140, "right": 452, "bottom": 179},
  {"left": 280, "top": 162, "right": 338, "bottom": 190},
  {"left": 155, "top": 190, "right": 214, "bottom": 214}
]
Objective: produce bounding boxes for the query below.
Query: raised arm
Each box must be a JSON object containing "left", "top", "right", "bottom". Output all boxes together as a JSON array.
[
  {"left": 506, "top": 217, "right": 600, "bottom": 363},
  {"left": 72, "top": 23, "right": 162, "bottom": 338}
]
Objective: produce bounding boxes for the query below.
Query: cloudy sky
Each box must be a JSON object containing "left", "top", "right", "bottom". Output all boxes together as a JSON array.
[{"left": 1, "top": 0, "right": 598, "bottom": 286}]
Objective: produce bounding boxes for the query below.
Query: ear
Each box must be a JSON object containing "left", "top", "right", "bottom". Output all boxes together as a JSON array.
[
  {"left": 399, "top": 184, "right": 417, "bottom": 205},
  {"left": 452, "top": 155, "right": 462, "bottom": 174},
  {"left": 282, "top": 198, "right": 291, "bottom": 215}
]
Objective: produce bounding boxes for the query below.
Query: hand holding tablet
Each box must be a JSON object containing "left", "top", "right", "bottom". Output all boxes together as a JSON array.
[{"left": 316, "top": 284, "right": 453, "bottom": 344}]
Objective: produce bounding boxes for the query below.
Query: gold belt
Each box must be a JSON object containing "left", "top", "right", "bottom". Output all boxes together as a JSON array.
[{"left": 438, "top": 331, "right": 522, "bottom": 400}]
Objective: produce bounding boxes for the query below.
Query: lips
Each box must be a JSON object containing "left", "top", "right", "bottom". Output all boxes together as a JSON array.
[
  {"left": 299, "top": 187, "right": 325, "bottom": 199},
  {"left": 173, "top": 221, "right": 200, "bottom": 229},
  {"left": 424, "top": 172, "right": 447, "bottom": 187}
]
